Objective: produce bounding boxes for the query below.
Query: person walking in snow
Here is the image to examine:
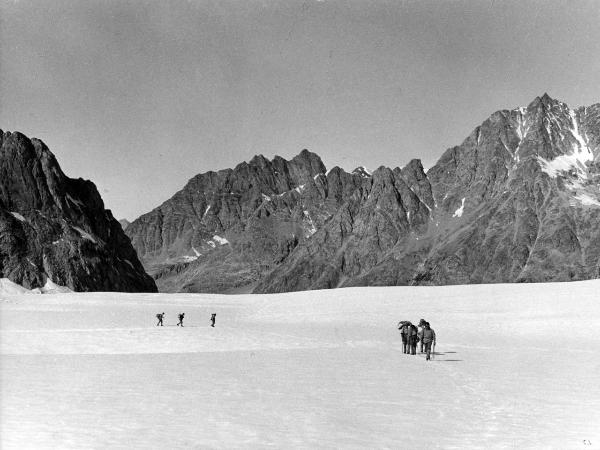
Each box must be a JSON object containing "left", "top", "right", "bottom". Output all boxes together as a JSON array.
[
  {"left": 156, "top": 312, "right": 164, "bottom": 326},
  {"left": 177, "top": 313, "right": 185, "bottom": 327},
  {"left": 422, "top": 322, "right": 436, "bottom": 361},
  {"left": 409, "top": 323, "right": 419, "bottom": 355},
  {"left": 210, "top": 313, "right": 216, "bottom": 327},
  {"left": 418, "top": 319, "right": 427, "bottom": 353},
  {"left": 398, "top": 321, "right": 410, "bottom": 354}
]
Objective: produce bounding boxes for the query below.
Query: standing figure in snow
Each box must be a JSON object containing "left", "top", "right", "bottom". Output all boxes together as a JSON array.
[
  {"left": 156, "top": 312, "right": 164, "bottom": 327},
  {"left": 409, "top": 324, "right": 419, "bottom": 355},
  {"left": 177, "top": 313, "right": 185, "bottom": 327},
  {"left": 422, "top": 322, "right": 436, "bottom": 361},
  {"left": 418, "top": 319, "right": 427, "bottom": 353},
  {"left": 210, "top": 313, "right": 216, "bottom": 327},
  {"left": 398, "top": 321, "right": 410, "bottom": 354}
]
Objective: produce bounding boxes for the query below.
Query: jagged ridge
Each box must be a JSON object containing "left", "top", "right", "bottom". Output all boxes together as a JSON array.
[{"left": 126, "top": 95, "right": 600, "bottom": 293}]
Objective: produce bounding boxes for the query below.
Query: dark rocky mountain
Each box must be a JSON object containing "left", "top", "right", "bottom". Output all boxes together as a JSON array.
[
  {"left": 127, "top": 95, "right": 600, "bottom": 293},
  {"left": 0, "top": 130, "right": 157, "bottom": 292},
  {"left": 126, "top": 149, "right": 365, "bottom": 292}
]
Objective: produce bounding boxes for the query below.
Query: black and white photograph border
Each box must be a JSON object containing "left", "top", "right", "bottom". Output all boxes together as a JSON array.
[{"left": 1, "top": 1, "right": 599, "bottom": 448}]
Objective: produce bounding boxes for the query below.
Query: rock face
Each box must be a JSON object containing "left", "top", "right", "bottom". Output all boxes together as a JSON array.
[
  {"left": 0, "top": 130, "right": 157, "bottom": 292},
  {"left": 127, "top": 95, "right": 600, "bottom": 292},
  {"left": 126, "top": 149, "right": 364, "bottom": 292}
]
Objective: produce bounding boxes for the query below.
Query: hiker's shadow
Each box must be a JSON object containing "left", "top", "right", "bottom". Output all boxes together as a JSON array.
[{"left": 432, "top": 351, "right": 462, "bottom": 362}]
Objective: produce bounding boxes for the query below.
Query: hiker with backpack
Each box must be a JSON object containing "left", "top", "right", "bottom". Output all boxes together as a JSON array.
[
  {"left": 422, "top": 322, "right": 436, "bottom": 361},
  {"left": 156, "top": 312, "right": 164, "bottom": 326},
  {"left": 418, "top": 319, "right": 427, "bottom": 353},
  {"left": 409, "top": 323, "right": 419, "bottom": 355},
  {"left": 398, "top": 321, "right": 410, "bottom": 354},
  {"left": 211, "top": 313, "right": 216, "bottom": 327},
  {"left": 177, "top": 313, "right": 185, "bottom": 327}
]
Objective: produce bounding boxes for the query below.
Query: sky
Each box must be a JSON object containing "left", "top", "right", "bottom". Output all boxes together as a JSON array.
[{"left": 1, "top": 0, "right": 599, "bottom": 220}]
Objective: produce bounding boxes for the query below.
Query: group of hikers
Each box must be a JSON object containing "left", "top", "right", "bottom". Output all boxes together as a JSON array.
[
  {"left": 154, "top": 312, "right": 435, "bottom": 359},
  {"left": 155, "top": 312, "right": 217, "bottom": 327},
  {"left": 398, "top": 319, "right": 436, "bottom": 361}
]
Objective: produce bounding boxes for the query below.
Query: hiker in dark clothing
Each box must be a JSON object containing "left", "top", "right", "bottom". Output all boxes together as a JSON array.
[
  {"left": 177, "top": 313, "right": 185, "bottom": 327},
  {"left": 409, "top": 324, "right": 419, "bottom": 355},
  {"left": 418, "top": 319, "right": 427, "bottom": 353},
  {"left": 422, "top": 322, "right": 436, "bottom": 361},
  {"left": 156, "top": 312, "right": 164, "bottom": 326},
  {"left": 210, "top": 313, "right": 216, "bottom": 327},
  {"left": 398, "top": 321, "right": 411, "bottom": 354}
]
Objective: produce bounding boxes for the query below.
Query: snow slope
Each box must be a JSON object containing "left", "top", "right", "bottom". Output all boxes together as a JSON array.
[
  {"left": 0, "top": 278, "right": 30, "bottom": 295},
  {"left": 1, "top": 282, "right": 599, "bottom": 449}
]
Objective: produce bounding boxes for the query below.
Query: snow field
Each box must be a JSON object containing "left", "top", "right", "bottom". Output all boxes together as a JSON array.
[{"left": 1, "top": 281, "right": 600, "bottom": 449}]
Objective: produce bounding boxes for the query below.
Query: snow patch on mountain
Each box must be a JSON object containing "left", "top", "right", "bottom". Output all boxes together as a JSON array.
[
  {"left": 213, "top": 235, "right": 229, "bottom": 245},
  {"left": 303, "top": 210, "right": 317, "bottom": 237},
  {"left": 538, "top": 150, "right": 593, "bottom": 178},
  {"left": 573, "top": 193, "right": 600, "bottom": 207},
  {"left": 29, "top": 278, "right": 73, "bottom": 294},
  {"left": 10, "top": 212, "right": 26, "bottom": 222},
  {"left": 452, "top": 198, "right": 466, "bottom": 218},
  {"left": 181, "top": 246, "right": 202, "bottom": 262},
  {"left": 72, "top": 226, "right": 97, "bottom": 244},
  {"left": 538, "top": 109, "right": 593, "bottom": 179}
]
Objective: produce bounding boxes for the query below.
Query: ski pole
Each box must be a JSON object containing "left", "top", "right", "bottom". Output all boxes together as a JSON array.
[{"left": 432, "top": 343, "right": 435, "bottom": 360}]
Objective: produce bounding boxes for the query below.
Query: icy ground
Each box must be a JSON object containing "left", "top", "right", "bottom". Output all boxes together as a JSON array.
[{"left": 1, "top": 281, "right": 599, "bottom": 449}]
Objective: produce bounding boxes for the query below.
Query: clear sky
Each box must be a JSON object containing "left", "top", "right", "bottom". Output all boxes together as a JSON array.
[{"left": 1, "top": 0, "right": 599, "bottom": 220}]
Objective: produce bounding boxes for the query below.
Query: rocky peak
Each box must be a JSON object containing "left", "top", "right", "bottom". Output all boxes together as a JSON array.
[
  {"left": 527, "top": 92, "right": 559, "bottom": 111},
  {"left": 288, "top": 149, "right": 327, "bottom": 182},
  {"left": 352, "top": 166, "right": 372, "bottom": 178},
  {"left": 0, "top": 130, "right": 157, "bottom": 292}
]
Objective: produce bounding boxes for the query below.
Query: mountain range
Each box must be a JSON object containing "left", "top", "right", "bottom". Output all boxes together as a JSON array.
[
  {"left": 124, "top": 94, "right": 600, "bottom": 293},
  {"left": 2, "top": 95, "right": 597, "bottom": 293}
]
